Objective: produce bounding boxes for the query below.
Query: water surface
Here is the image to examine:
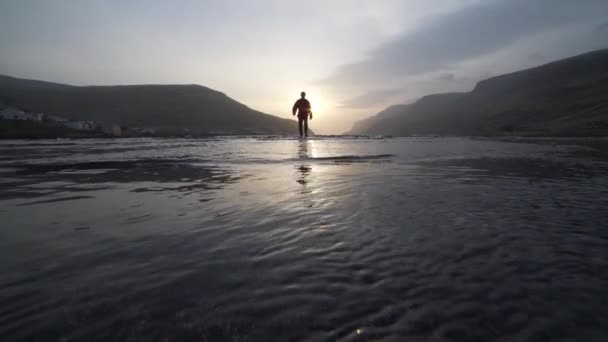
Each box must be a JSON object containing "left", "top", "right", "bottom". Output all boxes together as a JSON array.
[{"left": 1, "top": 137, "right": 608, "bottom": 341}]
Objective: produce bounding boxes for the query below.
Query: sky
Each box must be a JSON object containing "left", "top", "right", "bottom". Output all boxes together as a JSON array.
[{"left": 1, "top": 0, "right": 607, "bottom": 134}]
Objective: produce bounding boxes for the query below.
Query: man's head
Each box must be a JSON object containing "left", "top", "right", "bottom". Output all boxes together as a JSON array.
[{"left": 300, "top": 91, "right": 306, "bottom": 98}]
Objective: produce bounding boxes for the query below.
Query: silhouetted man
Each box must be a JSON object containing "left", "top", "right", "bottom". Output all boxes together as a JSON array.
[{"left": 292, "top": 91, "right": 313, "bottom": 138}]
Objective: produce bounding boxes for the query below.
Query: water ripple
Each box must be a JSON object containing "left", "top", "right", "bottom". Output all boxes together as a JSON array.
[{"left": 1, "top": 137, "right": 607, "bottom": 341}]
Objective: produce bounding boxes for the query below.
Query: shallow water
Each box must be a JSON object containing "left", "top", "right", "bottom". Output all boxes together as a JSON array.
[{"left": 1, "top": 137, "right": 608, "bottom": 341}]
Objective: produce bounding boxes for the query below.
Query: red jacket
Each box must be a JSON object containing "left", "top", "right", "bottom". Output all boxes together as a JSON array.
[{"left": 292, "top": 98, "right": 312, "bottom": 119}]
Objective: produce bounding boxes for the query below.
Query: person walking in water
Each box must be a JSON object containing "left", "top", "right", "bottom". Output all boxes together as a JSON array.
[{"left": 292, "top": 91, "right": 313, "bottom": 138}]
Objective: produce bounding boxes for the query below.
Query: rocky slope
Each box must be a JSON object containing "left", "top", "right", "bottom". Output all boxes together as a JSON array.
[{"left": 348, "top": 49, "right": 608, "bottom": 136}]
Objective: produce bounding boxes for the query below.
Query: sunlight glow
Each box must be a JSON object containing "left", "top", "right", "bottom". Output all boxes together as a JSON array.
[{"left": 302, "top": 87, "right": 332, "bottom": 121}]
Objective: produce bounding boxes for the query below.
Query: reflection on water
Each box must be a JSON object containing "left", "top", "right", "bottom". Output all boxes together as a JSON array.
[
  {"left": 296, "top": 140, "right": 312, "bottom": 187},
  {"left": 1, "top": 137, "right": 608, "bottom": 341}
]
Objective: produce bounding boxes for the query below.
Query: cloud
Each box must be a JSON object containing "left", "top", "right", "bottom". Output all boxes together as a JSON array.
[
  {"left": 340, "top": 69, "right": 474, "bottom": 110},
  {"left": 593, "top": 20, "right": 608, "bottom": 36},
  {"left": 437, "top": 72, "right": 455, "bottom": 82},
  {"left": 329, "top": 0, "right": 608, "bottom": 85},
  {"left": 339, "top": 88, "right": 402, "bottom": 108}
]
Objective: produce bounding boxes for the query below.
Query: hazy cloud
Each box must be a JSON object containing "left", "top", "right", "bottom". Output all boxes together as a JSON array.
[
  {"left": 340, "top": 69, "right": 475, "bottom": 110},
  {"left": 324, "top": 0, "right": 608, "bottom": 86},
  {"left": 321, "top": 0, "right": 608, "bottom": 120},
  {"left": 594, "top": 21, "right": 608, "bottom": 35},
  {"left": 437, "top": 73, "right": 455, "bottom": 82},
  {"left": 339, "top": 88, "right": 402, "bottom": 108}
]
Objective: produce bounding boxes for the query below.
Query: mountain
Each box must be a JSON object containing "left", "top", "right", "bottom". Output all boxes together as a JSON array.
[
  {"left": 0, "top": 75, "right": 299, "bottom": 135},
  {"left": 347, "top": 49, "right": 608, "bottom": 136}
]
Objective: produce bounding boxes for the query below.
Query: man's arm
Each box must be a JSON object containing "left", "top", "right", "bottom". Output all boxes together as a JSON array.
[
  {"left": 305, "top": 99, "right": 312, "bottom": 119},
  {"left": 292, "top": 100, "right": 298, "bottom": 116}
]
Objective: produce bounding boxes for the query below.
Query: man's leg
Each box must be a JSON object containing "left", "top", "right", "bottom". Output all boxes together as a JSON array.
[
  {"left": 298, "top": 118, "right": 303, "bottom": 137},
  {"left": 304, "top": 119, "right": 308, "bottom": 137}
]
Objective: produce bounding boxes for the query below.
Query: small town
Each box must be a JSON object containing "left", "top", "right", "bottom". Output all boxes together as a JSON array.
[{"left": 0, "top": 106, "right": 155, "bottom": 137}]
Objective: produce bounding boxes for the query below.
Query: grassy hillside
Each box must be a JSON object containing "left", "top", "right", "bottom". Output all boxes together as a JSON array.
[
  {"left": 348, "top": 49, "right": 608, "bottom": 136},
  {"left": 0, "top": 76, "right": 299, "bottom": 135}
]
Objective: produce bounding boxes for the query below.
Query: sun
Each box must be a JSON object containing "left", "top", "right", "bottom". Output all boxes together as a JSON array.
[
  {"left": 312, "top": 96, "right": 326, "bottom": 116},
  {"left": 303, "top": 88, "right": 331, "bottom": 117},
  {"left": 269, "top": 87, "right": 334, "bottom": 121}
]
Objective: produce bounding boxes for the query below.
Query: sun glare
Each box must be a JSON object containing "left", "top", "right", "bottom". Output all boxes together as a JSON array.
[
  {"left": 303, "top": 88, "right": 331, "bottom": 118},
  {"left": 312, "top": 96, "right": 327, "bottom": 116}
]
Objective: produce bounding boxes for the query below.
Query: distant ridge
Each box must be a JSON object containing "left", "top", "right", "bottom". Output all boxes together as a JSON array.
[
  {"left": 0, "top": 75, "right": 298, "bottom": 135},
  {"left": 347, "top": 49, "right": 608, "bottom": 136}
]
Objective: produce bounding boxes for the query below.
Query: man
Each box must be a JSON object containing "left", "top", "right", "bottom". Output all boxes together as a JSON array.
[{"left": 292, "top": 91, "right": 313, "bottom": 138}]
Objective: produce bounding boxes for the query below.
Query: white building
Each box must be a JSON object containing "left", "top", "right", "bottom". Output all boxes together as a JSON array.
[
  {"left": 1, "top": 107, "right": 102, "bottom": 131},
  {"left": 61, "top": 120, "right": 99, "bottom": 131},
  {"left": 0, "top": 107, "right": 37, "bottom": 121}
]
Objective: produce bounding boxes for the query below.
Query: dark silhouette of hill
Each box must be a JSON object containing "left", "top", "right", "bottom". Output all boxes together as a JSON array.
[
  {"left": 347, "top": 49, "right": 608, "bottom": 136},
  {"left": 0, "top": 75, "right": 298, "bottom": 135},
  {"left": 0, "top": 120, "right": 103, "bottom": 139}
]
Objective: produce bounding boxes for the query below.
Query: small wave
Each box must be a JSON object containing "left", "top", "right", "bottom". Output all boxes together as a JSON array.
[
  {"left": 305, "top": 154, "right": 395, "bottom": 162},
  {"left": 199, "top": 154, "right": 396, "bottom": 165},
  {"left": 252, "top": 135, "right": 392, "bottom": 141},
  {"left": 228, "top": 154, "right": 395, "bottom": 164}
]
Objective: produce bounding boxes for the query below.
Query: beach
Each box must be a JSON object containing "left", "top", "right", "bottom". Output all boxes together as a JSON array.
[{"left": 1, "top": 136, "right": 608, "bottom": 341}]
